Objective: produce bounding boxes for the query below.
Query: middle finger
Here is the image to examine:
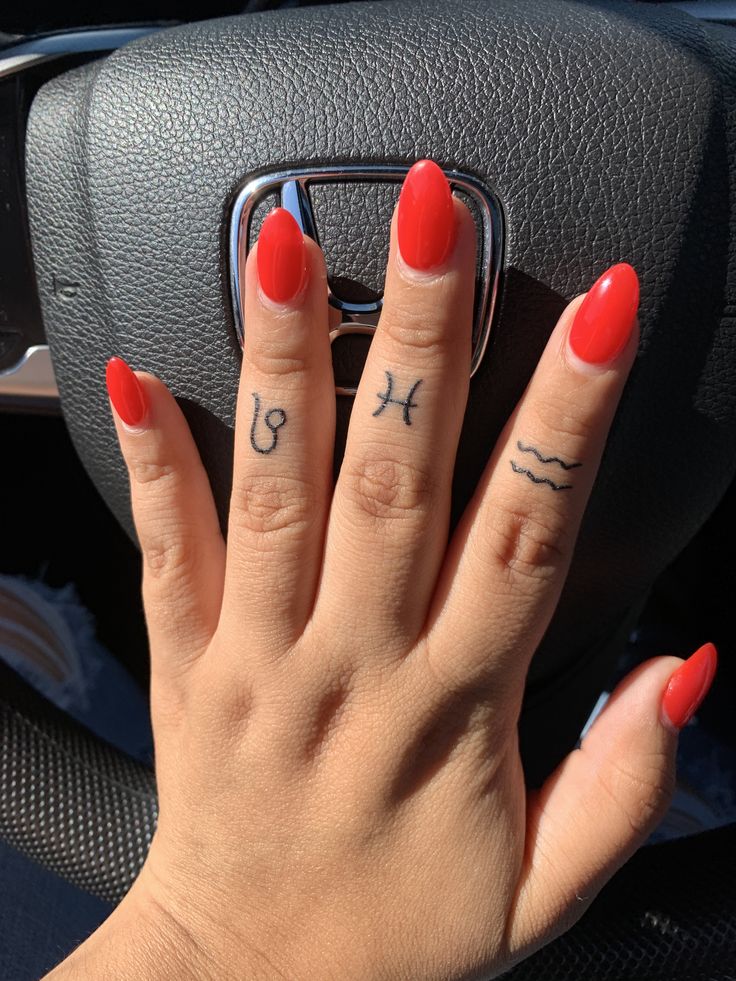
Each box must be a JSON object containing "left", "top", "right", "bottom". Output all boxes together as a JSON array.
[{"left": 315, "top": 161, "right": 477, "bottom": 651}]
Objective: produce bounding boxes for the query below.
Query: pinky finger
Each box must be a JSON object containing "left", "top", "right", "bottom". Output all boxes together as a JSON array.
[{"left": 106, "top": 357, "right": 226, "bottom": 677}]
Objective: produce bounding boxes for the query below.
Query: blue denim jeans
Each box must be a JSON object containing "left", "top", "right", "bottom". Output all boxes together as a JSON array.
[{"left": 0, "top": 841, "right": 110, "bottom": 979}]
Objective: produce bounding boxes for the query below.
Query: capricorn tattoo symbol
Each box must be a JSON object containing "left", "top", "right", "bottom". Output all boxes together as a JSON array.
[
  {"left": 372, "top": 371, "right": 422, "bottom": 426},
  {"left": 250, "top": 392, "right": 287, "bottom": 454}
]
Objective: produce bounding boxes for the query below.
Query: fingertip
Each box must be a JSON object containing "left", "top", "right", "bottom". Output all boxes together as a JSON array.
[
  {"left": 388, "top": 173, "right": 477, "bottom": 285},
  {"left": 255, "top": 207, "right": 308, "bottom": 306},
  {"left": 396, "top": 160, "right": 455, "bottom": 271},
  {"left": 243, "top": 224, "right": 328, "bottom": 324},
  {"left": 582, "top": 655, "right": 684, "bottom": 747},
  {"left": 106, "top": 356, "right": 149, "bottom": 431},
  {"left": 566, "top": 263, "right": 640, "bottom": 369},
  {"left": 661, "top": 642, "right": 718, "bottom": 732}
]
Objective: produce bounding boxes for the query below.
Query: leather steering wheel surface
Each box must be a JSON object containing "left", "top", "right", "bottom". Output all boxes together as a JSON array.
[{"left": 23, "top": 0, "right": 736, "bottom": 783}]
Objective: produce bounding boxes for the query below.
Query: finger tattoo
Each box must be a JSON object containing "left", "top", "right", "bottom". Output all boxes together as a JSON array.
[
  {"left": 250, "top": 392, "right": 287, "bottom": 454},
  {"left": 515, "top": 441, "right": 582, "bottom": 471},
  {"left": 509, "top": 460, "right": 573, "bottom": 492},
  {"left": 372, "top": 371, "right": 422, "bottom": 426}
]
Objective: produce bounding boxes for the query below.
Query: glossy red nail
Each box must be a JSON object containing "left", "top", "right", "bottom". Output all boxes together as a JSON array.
[
  {"left": 105, "top": 357, "right": 148, "bottom": 428},
  {"left": 257, "top": 207, "right": 307, "bottom": 304},
  {"left": 397, "top": 159, "right": 456, "bottom": 271},
  {"left": 568, "top": 263, "right": 640, "bottom": 365},
  {"left": 662, "top": 642, "right": 718, "bottom": 730}
]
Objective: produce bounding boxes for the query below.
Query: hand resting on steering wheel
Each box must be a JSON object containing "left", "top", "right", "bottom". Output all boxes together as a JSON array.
[{"left": 46, "top": 159, "right": 717, "bottom": 981}]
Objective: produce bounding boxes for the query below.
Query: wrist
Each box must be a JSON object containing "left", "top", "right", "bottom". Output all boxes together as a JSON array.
[{"left": 43, "top": 876, "right": 216, "bottom": 981}]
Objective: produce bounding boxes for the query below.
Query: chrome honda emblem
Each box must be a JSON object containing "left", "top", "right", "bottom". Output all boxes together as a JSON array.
[{"left": 229, "top": 165, "right": 503, "bottom": 395}]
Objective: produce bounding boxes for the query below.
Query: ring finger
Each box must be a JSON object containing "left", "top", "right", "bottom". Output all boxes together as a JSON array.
[{"left": 429, "top": 263, "right": 640, "bottom": 693}]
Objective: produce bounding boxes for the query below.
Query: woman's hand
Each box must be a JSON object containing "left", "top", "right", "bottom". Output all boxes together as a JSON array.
[{"left": 51, "top": 161, "right": 716, "bottom": 980}]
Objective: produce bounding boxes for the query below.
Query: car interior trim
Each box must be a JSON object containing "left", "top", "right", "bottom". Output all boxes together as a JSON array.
[
  {"left": 0, "top": 27, "right": 161, "bottom": 78},
  {"left": 674, "top": 1, "right": 736, "bottom": 23},
  {"left": 0, "top": 344, "right": 59, "bottom": 407},
  {"left": 0, "top": 27, "right": 162, "bottom": 408}
]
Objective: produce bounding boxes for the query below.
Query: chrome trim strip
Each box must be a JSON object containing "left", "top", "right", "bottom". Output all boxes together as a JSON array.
[
  {"left": 229, "top": 165, "right": 504, "bottom": 396},
  {"left": 0, "top": 52, "right": 47, "bottom": 79},
  {"left": 673, "top": 1, "right": 736, "bottom": 23},
  {"left": 0, "top": 27, "right": 161, "bottom": 78},
  {"left": 329, "top": 323, "right": 377, "bottom": 342},
  {"left": 0, "top": 345, "right": 59, "bottom": 405}
]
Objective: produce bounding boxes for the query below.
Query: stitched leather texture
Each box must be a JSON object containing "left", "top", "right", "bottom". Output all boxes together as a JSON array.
[{"left": 25, "top": 0, "right": 736, "bottom": 782}]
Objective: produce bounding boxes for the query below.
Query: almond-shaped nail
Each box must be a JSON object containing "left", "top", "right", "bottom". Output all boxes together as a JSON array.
[
  {"left": 397, "top": 159, "right": 456, "bottom": 271},
  {"left": 257, "top": 207, "right": 307, "bottom": 304},
  {"left": 106, "top": 357, "right": 148, "bottom": 428},
  {"left": 662, "top": 642, "right": 718, "bottom": 730},
  {"left": 569, "top": 263, "right": 640, "bottom": 365}
]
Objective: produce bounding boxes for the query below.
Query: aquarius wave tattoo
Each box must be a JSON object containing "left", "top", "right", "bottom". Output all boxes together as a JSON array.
[
  {"left": 516, "top": 441, "right": 582, "bottom": 471},
  {"left": 510, "top": 460, "right": 573, "bottom": 491}
]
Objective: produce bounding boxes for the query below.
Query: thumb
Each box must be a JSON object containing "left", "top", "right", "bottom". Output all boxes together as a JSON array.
[{"left": 505, "top": 643, "right": 718, "bottom": 958}]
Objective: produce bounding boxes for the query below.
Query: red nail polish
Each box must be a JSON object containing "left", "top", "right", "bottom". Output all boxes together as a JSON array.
[
  {"left": 257, "top": 207, "right": 306, "bottom": 304},
  {"left": 105, "top": 357, "right": 148, "bottom": 427},
  {"left": 397, "top": 159, "right": 455, "bottom": 271},
  {"left": 568, "top": 263, "right": 640, "bottom": 365},
  {"left": 662, "top": 643, "right": 718, "bottom": 730}
]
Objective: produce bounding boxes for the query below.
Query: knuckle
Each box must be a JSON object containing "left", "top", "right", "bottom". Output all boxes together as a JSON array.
[
  {"left": 595, "top": 752, "right": 675, "bottom": 838},
  {"left": 485, "top": 501, "right": 567, "bottom": 587},
  {"left": 140, "top": 531, "right": 195, "bottom": 582},
  {"left": 231, "top": 472, "right": 317, "bottom": 538},
  {"left": 248, "top": 348, "right": 309, "bottom": 381},
  {"left": 129, "top": 458, "right": 177, "bottom": 488},
  {"left": 379, "top": 314, "right": 449, "bottom": 360},
  {"left": 127, "top": 456, "right": 201, "bottom": 584},
  {"left": 531, "top": 395, "right": 595, "bottom": 446},
  {"left": 340, "top": 450, "right": 436, "bottom": 523},
  {"left": 246, "top": 321, "right": 310, "bottom": 380},
  {"left": 378, "top": 287, "right": 455, "bottom": 361}
]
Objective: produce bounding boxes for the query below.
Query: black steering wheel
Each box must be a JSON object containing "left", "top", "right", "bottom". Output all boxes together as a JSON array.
[{"left": 2, "top": 1, "right": 736, "bottom": 977}]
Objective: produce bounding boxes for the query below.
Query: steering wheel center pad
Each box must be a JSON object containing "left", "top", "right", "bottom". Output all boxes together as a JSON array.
[{"left": 25, "top": 0, "right": 736, "bottom": 782}]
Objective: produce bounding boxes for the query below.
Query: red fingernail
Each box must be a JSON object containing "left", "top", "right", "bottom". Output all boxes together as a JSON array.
[
  {"left": 568, "top": 263, "right": 640, "bottom": 365},
  {"left": 662, "top": 642, "right": 718, "bottom": 730},
  {"left": 257, "top": 208, "right": 307, "bottom": 304},
  {"left": 397, "top": 159, "right": 456, "bottom": 271},
  {"left": 105, "top": 357, "right": 148, "bottom": 428}
]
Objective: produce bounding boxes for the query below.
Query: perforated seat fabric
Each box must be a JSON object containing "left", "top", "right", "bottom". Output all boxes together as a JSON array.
[
  {"left": 0, "top": 661, "right": 156, "bottom": 905},
  {"left": 502, "top": 822, "right": 736, "bottom": 980},
  {"left": 1, "top": 658, "right": 734, "bottom": 977}
]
